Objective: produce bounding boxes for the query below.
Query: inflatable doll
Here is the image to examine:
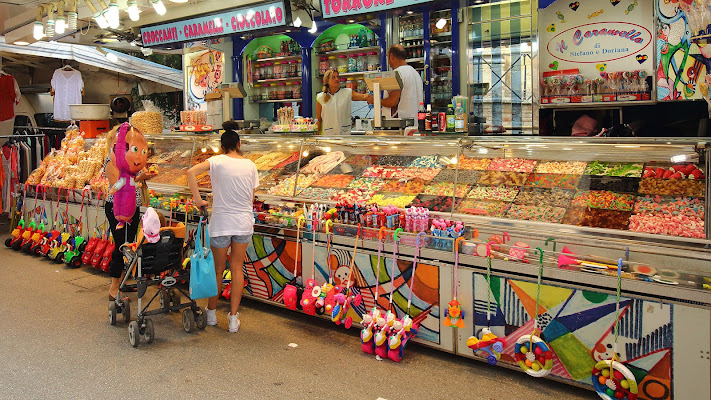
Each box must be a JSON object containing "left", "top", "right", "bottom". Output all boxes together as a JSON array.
[{"left": 109, "top": 122, "right": 148, "bottom": 229}]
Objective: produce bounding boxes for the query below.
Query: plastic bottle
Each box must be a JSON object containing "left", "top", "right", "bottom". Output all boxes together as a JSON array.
[
  {"left": 446, "top": 104, "right": 455, "bottom": 132},
  {"left": 417, "top": 102, "right": 426, "bottom": 132},
  {"left": 425, "top": 104, "right": 432, "bottom": 131}
]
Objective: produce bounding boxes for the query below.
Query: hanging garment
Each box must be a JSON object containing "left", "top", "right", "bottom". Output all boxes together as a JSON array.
[
  {"left": 50, "top": 69, "right": 83, "bottom": 121},
  {"left": 0, "top": 75, "right": 20, "bottom": 122}
]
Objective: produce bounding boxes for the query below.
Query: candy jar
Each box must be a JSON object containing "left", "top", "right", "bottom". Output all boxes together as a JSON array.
[
  {"left": 252, "top": 63, "right": 261, "bottom": 81},
  {"left": 319, "top": 57, "right": 329, "bottom": 75},
  {"left": 328, "top": 55, "right": 337, "bottom": 71},
  {"left": 357, "top": 53, "right": 367, "bottom": 71},
  {"left": 277, "top": 82, "right": 287, "bottom": 99},
  {"left": 251, "top": 84, "right": 260, "bottom": 102},
  {"left": 285, "top": 82, "right": 293, "bottom": 99},
  {"left": 264, "top": 62, "right": 273, "bottom": 80},
  {"left": 346, "top": 77, "right": 357, "bottom": 90},
  {"left": 357, "top": 78, "right": 367, "bottom": 94},
  {"left": 293, "top": 81, "right": 302, "bottom": 99},
  {"left": 337, "top": 55, "right": 348, "bottom": 73},
  {"left": 367, "top": 52, "right": 379, "bottom": 71},
  {"left": 348, "top": 54, "right": 358, "bottom": 73},
  {"left": 269, "top": 83, "right": 278, "bottom": 100}
]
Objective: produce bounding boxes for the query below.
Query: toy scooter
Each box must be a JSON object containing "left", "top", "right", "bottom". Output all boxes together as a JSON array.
[
  {"left": 39, "top": 188, "right": 67, "bottom": 257},
  {"left": 5, "top": 183, "right": 29, "bottom": 248},
  {"left": 98, "top": 239, "right": 116, "bottom": 273},
  {"left": 64, "top": 189, "right": 90, "bottom": 267},
  {"left": 16, "top": 185, "right": 42, "bottom": 252},
  {"left": 374, "top": 228, "right": 403, "bottom": 359},
  {"left": 23, "top": 185, "right": 48, "bottom": 254},
  {"left": 81, "top": 191, "right": 104, "bottom": 265},
  {"left": 47, "top": 188, "right": 75, "bottom": 262},
  {"left": 283, "top": 216, "right": 305, "bottom": 311}
]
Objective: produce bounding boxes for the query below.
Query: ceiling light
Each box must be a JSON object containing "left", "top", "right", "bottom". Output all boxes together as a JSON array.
[
  {"left": 347, "top": 19, "right": 354, "bottom": 23},
  {"left": 46, "top": 6, "right": 55, "bottom": 37},
  {"left": 322, "top": 146, "right": 331, "bottom": 153},
  {"left": 293, "top": 16, "right": 302, "bottom": 27},
  {"left": 84, "top": 0, "right": 109, "bottom": 29},
  {"left": 406, "top": 11, "right": 413, "bottom": 14},
  {"left": 127, "top": 0, "right": 139, "bottom": 21},
  {"left": 435, "top": 18, "right": 447, "bottom": 30},
  {"left": 67, "top": 0, "right": 78, "bottom": 30},
  {"left": 302, "top": 149, "right": 309, "bottom": 157},
  {"left": 14, "top": 41, "right": 30, "bottom": 46},
  {"left": 106, "top": 0, "right": 120, "bottom": 28},
  {"left": 169, "top": 0, "right": 188, "bottom": 2},
  {"left": 33, "top": 7, "right": 44, "bottom": 40},
  {"left": 151, "top": 0, "right": 166, "bottom": 16},
  {"left": 201, "top": 147, "right": 207, "bottom": 153},
  {"left": 55, "top": 2, "right": 66, "bottom": 35},
  {"left": 308, "top": 21, "right": 317, "bottom": 33}
]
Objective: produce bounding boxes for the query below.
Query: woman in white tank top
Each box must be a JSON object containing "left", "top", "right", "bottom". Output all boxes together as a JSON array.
[
  {"left": 187, "top": 121, "right": 259, "bottom": 333},
  {"left": 316, "top": 69, "right": 371, "bottom": 135}
]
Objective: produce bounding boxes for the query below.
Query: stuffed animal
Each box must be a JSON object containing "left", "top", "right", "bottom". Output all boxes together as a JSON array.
[
  {"left": 109, "top": 123, "right": 148, "bottom": 229},
  {"left": 142, "top": 207, "right": 161, "bottom": 244}
]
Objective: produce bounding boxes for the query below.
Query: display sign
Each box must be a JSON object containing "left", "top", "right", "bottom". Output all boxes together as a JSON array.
[
  {"left": 539, "top": 0, "right": 654, "bottom": 104},
  {"left": 185, "top": 49, "right": 224, "bottom": 111},
  {"left": 141, "top": 1, "right": 289, "bottom": 47},
  {"left": 320, "top": 0, "right": 434, "bottom": 19}
]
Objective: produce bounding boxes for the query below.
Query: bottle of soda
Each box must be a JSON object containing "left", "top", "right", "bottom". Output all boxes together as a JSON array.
[
  {"left": 431, "top": 107, "right": 439, "bottom": 132},
  {"left": 446, "top": 104, "right": 455, "bottom": 132},
  {"left": 425, "top": 104, "right": 432, "bottom": 131},
  {"left": 417, "top": 102, "right": 426, "bottom": 132}
]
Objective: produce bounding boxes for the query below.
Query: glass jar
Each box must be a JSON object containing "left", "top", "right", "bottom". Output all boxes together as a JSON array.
[
  {"left": 251, "top": 84, "right": 260, "bottom": 102},
  {"left": 264, "top": 63, "right": 274, "bottom": 80},
  {"left": 346, "top": 77, "right": 356, "bottom": 90},
  {"left": 357, "top": 53, "right": 367, "bottom": 72},
  {"left": 293, "top": 81, "right": 302, "bottom": 99},
  {"left": 252, "top": 63, "right": 261, "bottom": 81},
  {"left": 337, "top": 55, "right": 348, "bottom": 73},
  {"left": 357, "top": 78, "right": 367, "bottom": 94},
  {"left": 261, "top": 83, "right": 269, "bottom": 100},
  {"left": 319, "top": 57, "right": 329, "bottom": 76},
  {"left": 348, "top": 54, "right": 358, "bottom": 73},
  {"left": 285, "top": 82, "right": 293, "bottom": 99},
  {"left": 277, "top": 82, "right": 287, "bottom": 99},
  {"left": 328, "top": 56, "right": 337, "bottom": 71},
  {"left": 367, "top": 52, "right": 379, "bottom": 71},
  {"left": 290, "top": 60, "right": 299, "bottom": 77},
  {"left": 269, "top": 83, "right": 278, "bottom": 100},
  {"left": 274, "top": 62, "right": 283, "bottom": 79}
]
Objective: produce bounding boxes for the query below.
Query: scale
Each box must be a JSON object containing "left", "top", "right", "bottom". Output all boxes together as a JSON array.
[
  {"left": 363, "top": 71, "right": 414, "bottom": 135},
  {"left": 205, "top": 82, "right": 247, "bottom": 125}
]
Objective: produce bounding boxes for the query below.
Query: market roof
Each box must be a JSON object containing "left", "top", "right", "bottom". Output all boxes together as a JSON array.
[{"left": 0, "top": 40, "right": 182, "bottom": 89}]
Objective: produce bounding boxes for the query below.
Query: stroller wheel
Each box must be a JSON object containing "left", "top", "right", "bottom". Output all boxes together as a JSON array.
[
  {"left": 195, "top": 309, "right": 207, "bottom": 330},
  {"left": 159, "top": 291, "right": 171, "bottom": 311},
  {"left": 121, "top": 299, "right": 131, "bottom": 324},
  {"left": 143, "top": 318, "right": 155, "bottom": 344},
  {"left": 128, "top": 321, "right": 139, "bottom": 347},
  {"left": 170, "top": 290, "right": 181, "bottom": 307},
  {"left": 182, "top": 309, "right": 195, "bottom": 333},
  {"left": 108, "top": 302, "right": 117, "bottom": 326}
]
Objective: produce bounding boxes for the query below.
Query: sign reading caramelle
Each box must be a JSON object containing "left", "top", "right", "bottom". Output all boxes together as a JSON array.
[
  {"left": 141, "top": 1, "right": 289, "bottom": 47},
  {"left": 320, "top": 0, "right": 434, "bottom": 18},
  {"left": 546, "top": 22, "right": 651, "bottom": 63}
]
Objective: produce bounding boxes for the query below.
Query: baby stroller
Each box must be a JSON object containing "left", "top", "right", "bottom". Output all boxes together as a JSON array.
[{"left": 110, "top": 219, "right": 207, "bottom": 347}]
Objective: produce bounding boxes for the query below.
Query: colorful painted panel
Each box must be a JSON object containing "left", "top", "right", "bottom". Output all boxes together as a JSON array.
[
  {"left": 243, "top": 234, "right": 301, "bottom": 303},
  {"left": 657, "top": 0, "right": 709, "bottom": 100},
  {"left": 312, "top": 245, "right": 441, "bottom": 344},
  {"left": 185, "top": 49, "right": 224, "bottom": 111},
  {"left": 470, "top": 273, "right": 672, "bottom": 400}
]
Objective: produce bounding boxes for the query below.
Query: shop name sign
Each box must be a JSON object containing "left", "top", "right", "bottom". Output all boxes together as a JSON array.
[
  {"left": 141, "top": 1, "right": 288, "bottom": 47},
  {"left": 320, "top": 0, "right": 434, "bottom": 18},
  {"left": 546, "top": 22, "right": 651, "bottom": 63}
]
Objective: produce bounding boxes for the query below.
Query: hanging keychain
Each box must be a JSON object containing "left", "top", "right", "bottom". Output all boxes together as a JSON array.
[
  {"left": 467, "top": 242, "right": 506, "bottom": 365},
  {"left": 444, "top": 236, "right": 466, "bottom": 328},
  {"left": 592, "top": 258, "right": 639, "bottom": 400},
  {"left": 514, "top": 247, "right": 554, "bottom": 377}
]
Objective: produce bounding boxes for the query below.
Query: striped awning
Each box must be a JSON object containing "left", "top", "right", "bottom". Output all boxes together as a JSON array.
[{"left": 0, "top": 41, "right": 182, "bottom": 89}]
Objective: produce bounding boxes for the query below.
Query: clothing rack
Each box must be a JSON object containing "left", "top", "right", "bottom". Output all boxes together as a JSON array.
[{"left": 0, "top": 134, "right": 45, "bottom": 138}]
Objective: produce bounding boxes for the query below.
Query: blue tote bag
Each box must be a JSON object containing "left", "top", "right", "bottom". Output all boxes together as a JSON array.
[{"left": 189, "top": 217, "right": 218, "bottom": 300}]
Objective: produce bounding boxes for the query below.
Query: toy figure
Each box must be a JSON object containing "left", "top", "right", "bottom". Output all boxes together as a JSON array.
[
  {"left": 109, "top": 122, "right": 148, "bottom": 229},
  {"left": 142, "top": 207, "right": 161, "bottom": 244},
  {"left": 443, "top": 299, "right": 466, "bottom": 328}
]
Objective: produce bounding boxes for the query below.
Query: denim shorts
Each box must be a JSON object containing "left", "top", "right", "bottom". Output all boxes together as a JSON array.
[{"left": 211, "top": 234, "right": 252, "bottom": 248}]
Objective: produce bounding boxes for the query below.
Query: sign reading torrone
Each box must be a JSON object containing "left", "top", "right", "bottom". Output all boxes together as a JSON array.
[
  {"left": 547, "top": 22, "right": 651, "bottom": 64},
  {"left": 141, "top": 1, "right": 289, "bottom": 47},
  {"left": 320, "top": 0, "right": 434, "bottom": 18}
]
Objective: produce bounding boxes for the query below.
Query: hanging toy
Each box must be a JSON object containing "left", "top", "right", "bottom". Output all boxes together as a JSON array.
[
  {"left": 315, "top": 220, "right": 335, "bottom": 315},
  {"left": 591, "top": 259, "right": 639, "bottom": 400},
  {"left": 388, "top": 231, "right": 426, "bottom": 362},
  {"left": 362, "top": 226, "right": 387, "bottom": 354},
  {"left": 467, "top": 242, "right": 506, "bottom": 365},
  {"left": 109, "top": 122, "right": 148, "bottom": 229},
  {"left": 514, "top": 247, "right": 554, "bottom": 377},
  {"left": 374, "top": 227, "right": 403, "bottom": 359},
  {"left": 332, "top": 224, "right": 363, "bottom": 329},
  {"left": 300, "top": 215, "right": 320, "bottom": 316},
  {"left": 444, "top": 237, "right": 466, "bottom": 329},
  {"left": 283, "top": 215, "right": 305, "bottom": 311}
]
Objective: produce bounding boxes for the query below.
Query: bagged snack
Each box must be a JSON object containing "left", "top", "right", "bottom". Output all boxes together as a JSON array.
[{"left": 130, "top": 100, "right": 164, "bottom": 134}]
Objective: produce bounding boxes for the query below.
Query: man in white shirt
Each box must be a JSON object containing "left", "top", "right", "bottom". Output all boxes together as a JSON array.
[{"left": 367, "top": 44, "right": 424, "bottom": 124}]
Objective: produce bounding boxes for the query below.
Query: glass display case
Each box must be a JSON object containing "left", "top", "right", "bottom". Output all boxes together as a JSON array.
[{"left": 145, "top": 134, "right": 709, "bottom": 247}]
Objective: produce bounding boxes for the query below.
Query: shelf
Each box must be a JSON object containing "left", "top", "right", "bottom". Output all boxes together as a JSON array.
[
  {"left": 256, "top": 98, "right": 303, "bottom": 103},
  {"left": 317, "top": 70, "right": 380, "bottom": 78},
  {"left": 406, "top": 57, "right": 425, "bottom": 63},
  {"left": 432, "top": 55, "right": 451, "bottom": 60},
  {"left": 431, "top": 32, "right": 452, "bottom": 38},
  {"left": 316, "top": 46, "right": 380, "bottom": 57},
  {"left": 539, "top": 100, "right": 655, "bottom": 109},
  {"left": 431, "top": 40, "right": 452, "bottom": 45},
  {"left": 401, "top": 35, "right": 424, "bottom": 41},
  {"left": 252, "top": 54, "right": 302, "bottom": 63},
  {"left": 255, "top": 76, "right": 302, "bottom": 84},
  {"left": 403, "top": 44, "right": 424, "bottom": 48}
]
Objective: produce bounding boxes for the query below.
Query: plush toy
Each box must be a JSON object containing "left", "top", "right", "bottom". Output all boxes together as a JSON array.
[
  {"left": 142, "top": 207, "right": 161, "bottom": 244},
  {"left": 109, "top": 122, "right": 148, "bottom": 229}
]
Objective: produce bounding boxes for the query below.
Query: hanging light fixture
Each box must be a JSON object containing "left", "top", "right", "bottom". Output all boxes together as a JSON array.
[
  {"left": 435, "top": 18, "right": 447, "bottom": 29},
  {"left": 66, "top": 0, "right": 78, "bottom": 30},
  {"left": 105, "top": 0, "right": 120, "bottom": 29},
  {"left": 55, "top": 1, "right": 67, "bottom": 35},
  {"left": 127, "top": 0, "right": 139, "bottom": 21},
  {"left": 85, "top": 0, "right": 109, "bottom": 29},
  {"left": 308, "top": 20, "right": 317, "bottom": 33},
  {"left": 45, "top": 4, "right": 56, "bottom": 37},
  {"left": 169, "top": 0, "right": 188, "bottom": 3},
  {"left": 33, "top": 5, "right": 45, "bottom": 40},
  {"left": 151, "top": 0, "right": 167, "bottom": 15},
  {"left": 293, "top": 16, "right": 302, "bottom": 27}
]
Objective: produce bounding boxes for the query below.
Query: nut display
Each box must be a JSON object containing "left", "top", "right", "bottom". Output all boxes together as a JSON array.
[{"left": 130, "top": 111, "right": 163, "bottom": 134}]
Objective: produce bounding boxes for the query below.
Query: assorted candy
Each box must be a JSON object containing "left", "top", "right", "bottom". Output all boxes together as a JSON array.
[
  {"left": 488, "top": 158, "right": 537, "bottom": 173},
  {"left": 452, "top": 156, "right": 491, "bottom": 170},
  {"left": 432, "top": 169, "right": 481, "bottom": 184},
  {"left": 478, "top": 171, "right": 529, "bottom": 187},
  {"left": 348, "top": 177, "right": 385, "bottom": 192},
  {"left": 514, "top": 187, "right": 575, "bottom": 208},
  {"left": 362, "top": 166, "right": 406, "bottom": 179},
  {"left": 584, "top": 161, "right": 643, "bottom": 177},
  {"left": 374, "top": 155, "right": 418, "bottom": 166},
  {"left": 506, "top": 204, "right": 567, "bottom": 223},
  {"left": 370, "top": 194, "right": 416, "bottom": 208},
  {"left": 525, "top": 173, "right": 581, "bottom": 189},
  {"left": 408, "top": 155, "right": 444, "bottom": 169},
  {"left": 467, "top": 185, "right": 519, "bottom": 202},
  {"left": 642, "top": 164, "right": 704, "bottom": 180},
  {"left": 638, "top": 178, "right": 705, "bottom": 198},
  {"left": 630, "top": 195, "right": 705, "bottom": 238},
  {"left": 535, "top": 161, "right": 587, "bottom": 175},
  {"left": 571, "top": 190, "right": 636, "bottom": 211},
  {"left": 563, "top": 207, "right": 632, "bottom": 230},
  {"left": 298, "top": 187, "right": 339, "bottom": 201},
  {"left": 312, "top": 174, "right": 355, "bottom": 188},
  {"left": 411, "top": 195, "right": 459, "bottom": 212},
  {"left": 422, "top": 182, "right": 471, "bottom": 197},
  {"left": 380, "top": 178, "right": 427, "bottom": 194},
  {"left": 577, "top": 176, "right": 640, "bottom": 193},
  {"left": 457, "top": 199, "right": 510, "bottom": 217}
]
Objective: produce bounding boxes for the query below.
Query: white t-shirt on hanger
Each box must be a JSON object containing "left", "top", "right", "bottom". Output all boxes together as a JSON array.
[{"left": 51, "top": 69, "right": 83, "bottom": 121}]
